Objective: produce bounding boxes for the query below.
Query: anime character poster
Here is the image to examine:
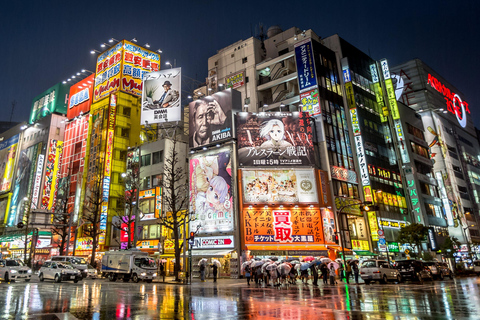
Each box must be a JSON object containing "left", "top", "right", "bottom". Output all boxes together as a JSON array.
[
  {"left": 236, "top": 112, "right": 314, "bottom": 167},
  {"left": 242, "top": 169, "right": 318, "bottom": 204},
  {"left": 189, "top": 147, "right": 233, "bottom": 234},
  {"left": 321, "top": 208, "right": 336, "bottom": 244}
]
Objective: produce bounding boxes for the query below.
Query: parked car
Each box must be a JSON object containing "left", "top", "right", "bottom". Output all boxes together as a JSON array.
[
  {"left": 86, "top": 264, "right": 98, "bottom": 279},
  {"left": 39, "top": 261, "right": 82, "bottom": 283},
  {"left": 473, "top": 260, "right": 480, "bottom": 276},
  {"left": 51, "top": 256, "right": 88, "bottom": 278},
  {"left": 424, "top": 261, "right": 454, "bottom": 280},
  {"left": 0, "top": 259, "right": 32, "bottom": 282},
  {"left": 395, "top": 260, "right": 433, "bottom": 282},
  {"left": 359, "top": 259, "right": 401, "bottom": 284}
]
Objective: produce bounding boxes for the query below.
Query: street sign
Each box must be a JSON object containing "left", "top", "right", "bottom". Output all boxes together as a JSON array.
[
  {"left": 377, "top": 230, "right": 384, "bottom": 237},
  {"left": 378, "top": 238, "right": 386, "bottom": 245},
  {"left": 404, "top": 249, "right": 410, "bottom": 255}
]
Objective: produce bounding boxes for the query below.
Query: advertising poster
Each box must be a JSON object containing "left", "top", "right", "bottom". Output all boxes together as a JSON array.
[
  {"left": 7, "top": 143, "right": 42, "bottom": 226},
  {"left": 242, "top": 169, "right": 318, "bottom": 204},
  {"left": 141, "top": 68, "right": 181, "bottom": 124},
  {"left": 225, "top": 71, "right": 244, "bottom": 89},
  {"left": 189, "top": 89, "right": 240, "bottom": 149},
  {"left": 0, "top": 135, "right": 19, "bottom": 193},
  {"left": 300, "top": 89, "right": 321, "bottom": 117},
  {"left": 0, "top": 196, "right": 10, "bottom": 224},
  {"left": 93, "top": 42, "right": 123, "bottom": 102},
  {"left": 236, "top": 112, "right": 314, "bottom": 166},
  {"left": 40, "top": 140, "right": 64, "bottom": 210},
  {"left": 294, "top": 38, "right": 318, "bottom": 93},
  {"left": 30, "top": 82, "right": 69, "bottom": 124},
  {"left": 243, "top": 208, "right": 323, "bottom": 244},
  {"left": 189, "top": 147, "right": 233, "bottom": 234},
  {"left": 321, "top": 208, "right": 336, "bottom": 244},
  {"left": 67, "top": 74, "right": 94, "bottom": 119}
]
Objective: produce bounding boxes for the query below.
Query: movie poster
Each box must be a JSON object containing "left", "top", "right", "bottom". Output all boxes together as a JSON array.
[
  {"left": 242, "top": 169, "right": 318, "bottom": 204},
  {"left": 189, "top": 147, "right": 233, "bottom": 234},
  {"left": 236, "top": 112, "right": 314, "bottom": 166},
  {"left": 141, "top": 68, "right": 181, "bottom": 124},
  {"left": 188, "top": 89, "right": 240, "bottom": 149}
]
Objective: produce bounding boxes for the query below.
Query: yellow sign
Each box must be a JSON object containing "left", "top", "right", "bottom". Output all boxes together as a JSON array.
[
  {"left": 351, "top": 239, "right": 370, "bottom": 251},
  {"left": 345, "top": 82, "right": 355, "bottom": 109},
  {"left": 405, "top": 249, "right": 410, "bottom": 255},
  {"left": 163, "top": 239, "right": 183, "bottom": 254},
  {"left": 367, "top": 211, "right": 379, "bottom": 241},
  {"left": 136, "top": 239, "right": 159, "bottom": 249}
]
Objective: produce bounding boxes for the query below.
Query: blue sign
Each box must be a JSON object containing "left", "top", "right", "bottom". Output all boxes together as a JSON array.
[
  {"left": 294, "top": 39, "right": 318, "bottom": 93},
  {"left": 378, "top": 238, "right": 386, "bottom": 245}
]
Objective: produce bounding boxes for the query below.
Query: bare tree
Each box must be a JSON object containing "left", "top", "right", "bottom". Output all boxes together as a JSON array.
[
  {"left": 112, "top": 158, "right": 140, "bottom": 249},
  {"left": 82, "top": 164, "right": 104, "bottom": 267},
  {"left": 155, "top": 125, "right": 192, "bottom": 282},
  {"left": 51, "top": 175, "right": 72, "bottom": 255}
]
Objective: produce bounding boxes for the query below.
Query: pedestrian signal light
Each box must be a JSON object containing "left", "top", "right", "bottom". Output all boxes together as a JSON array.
[
  {"left": 190, "top": 232, "right": 195, "bottom": 241},
  {"left": 334, "top": 233, "right": 339, "bottom": 245}
]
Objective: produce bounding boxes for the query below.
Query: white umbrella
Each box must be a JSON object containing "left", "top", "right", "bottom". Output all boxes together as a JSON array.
[
  {"left": 198, "top": 258, "right": 208, "bottom": 266},
  {"left": 294, "top": 264, "right": 301, "bottom": 271},
  {"left": 212, "top": 259, "right": 221, "bottom": 267},
  {"left": 277, "top": 263, "right": 291, "bottom": 275},
  {"left": 266, "top": 263, "right": 277, "bottom": 271},
  {"left": 251, "top": 260, "right": 264, "bottom": 268},
  {"left": 290, "top": 260, "right": 301, "bottom": 265},
  {"left": 320, "top": 258, "right": 332, "bottom": 264}
]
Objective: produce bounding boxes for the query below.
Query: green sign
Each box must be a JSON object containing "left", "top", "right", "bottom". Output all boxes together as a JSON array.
[
  {"left": 387, "top": 242, "right": 400, "bottom": 252},
  {"left": 30, "top": 82, "right": 70, "bottom": 124}
]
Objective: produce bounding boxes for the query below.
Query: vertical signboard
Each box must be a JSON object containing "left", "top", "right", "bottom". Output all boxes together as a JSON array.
[
  {"left": 394, "top": 120, "right": 410, "bottom": 164},
  {"left": 370, "top": 63, "right": 388, "bottom": 121},
  {"left": 294, "top": 38, "right": 318, "bottom": 93},
  {"left": 405, "top": 170, "right": 422, "bottom": 223},
  {"left": 40, "top": 140, "right": 64, "bottom": 210},
  {"left": 155, "top": 186, "right": 162, "bottom": 218},
  {"left": 380, "top": 59, "right": 400, "bottom": 120},
  {"left": 93, "top": 42, "right": 123, "bottom": 102},
  {"left": 0, "top": 135, "right": 19, "bottom": 193},
  {"left": 31, "top": 154, "right": 44, "bottom": 209},
  {"left": 300, "top": 89, "right": 321, "bottom": 117}
]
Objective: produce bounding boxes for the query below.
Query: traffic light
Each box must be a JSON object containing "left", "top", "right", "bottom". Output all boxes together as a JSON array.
[
  {"left": 189, "top": 232, "right": 195, "bottom": 241},
  {"left": 334, "top": 233, "right": 340, "bottom": 245}
]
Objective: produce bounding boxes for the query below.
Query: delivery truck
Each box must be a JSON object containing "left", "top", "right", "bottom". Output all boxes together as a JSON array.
[{"left": 101, "top": 249, "right": 157, "bottom": 283}]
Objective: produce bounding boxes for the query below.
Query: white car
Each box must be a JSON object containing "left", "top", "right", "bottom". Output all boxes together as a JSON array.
[
  {"left": 0, "top": 259, "right": 32, "bottom": 282},
  {"left": 39, "top": 261, "right": 83, "bottom": 283},
  {"left": 360, "top": 259, "right": 401, "bottom": 284},
  {"left": 86, "top": 264, "right": 98, "bottom": 279}
]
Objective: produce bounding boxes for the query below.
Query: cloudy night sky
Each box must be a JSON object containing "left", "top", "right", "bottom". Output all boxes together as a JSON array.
[{"left": 1, "top": 0, "right": 478, "bottom": 126}]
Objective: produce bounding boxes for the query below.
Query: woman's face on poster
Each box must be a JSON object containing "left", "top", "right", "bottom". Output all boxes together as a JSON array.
[
  {"left": 269, "top": 125, "right": 283, "bottom": 141},
  {"left": 206, "top": 185, "right": 221, "bottom": 206}
]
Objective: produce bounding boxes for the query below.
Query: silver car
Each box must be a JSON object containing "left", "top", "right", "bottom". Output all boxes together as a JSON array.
[
  {"left": 0, "top": 259, "right": 32, "bottom": 282},
  {"left": 39, "top": 261, "right": 82, "bottom": 283},
  {"left": 360, "top": 259, "right": 401, "bottom": 284}
]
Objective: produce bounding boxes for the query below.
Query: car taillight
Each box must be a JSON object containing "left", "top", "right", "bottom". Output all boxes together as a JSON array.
[
  {"left": 360, "top": 272, "right": 365, "bottom": 274},
  {"left": 373, "top": 271, "right": 381, "bottom": 274}
]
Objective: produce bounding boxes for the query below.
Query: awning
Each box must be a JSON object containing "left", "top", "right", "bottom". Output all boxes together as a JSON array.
[
  {"left": 352, "top": 251, "right": 378, "bottom": 256},
  {"left": 246, "top": 244, "right": 328, "bottom": 251},
  {"left": 191, "top": 249, "right": 233, "bottom": 257},
  {"left": 0, "top": 231, "right": 51, "bottom": 242},
  {"left": 327, "top": 245, "right": 353, "bottom": 252}
]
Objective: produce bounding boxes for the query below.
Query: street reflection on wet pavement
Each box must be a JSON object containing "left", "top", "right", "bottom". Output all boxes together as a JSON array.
[{"left": 0, "top": 277, "right": 479, "bottom": 319}]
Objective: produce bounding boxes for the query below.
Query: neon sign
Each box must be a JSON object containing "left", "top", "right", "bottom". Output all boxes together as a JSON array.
[{"left": 427, "top": 74, "right": 470, "bottom": 128}]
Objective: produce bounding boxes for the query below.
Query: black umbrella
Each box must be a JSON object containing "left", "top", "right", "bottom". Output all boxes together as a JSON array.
[
  {"left": 287, "top": 257, "right": 299, "bottom": 262},
  {"left": 269, "top": 257, "right": 279, "bottom": 261}
]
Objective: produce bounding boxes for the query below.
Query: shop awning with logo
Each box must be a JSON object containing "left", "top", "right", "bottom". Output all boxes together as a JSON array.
[
  {"left": 0, "top": 231, "right": 51, "bottom": 242},
  {"left": 351, "top": 250, "right": 378, "bottom": 256},
  {"left": 190, "top": 249, "right": 233, "bottom": 257},
  {"left": 247, "top": 245, "right": 329, "bottom": 256}
]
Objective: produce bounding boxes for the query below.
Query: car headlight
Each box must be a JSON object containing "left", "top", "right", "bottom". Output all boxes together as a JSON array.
[
  {"left": 62, "top": 271, "right": 66, "bottom": 274},
  {"left": 10, "top": 270, "right": 17, "bottom": 274},
  {"left": 153, "top": 273, "right": 157, "bottom": 277},
  {"left": 94, "top": 270, "right": 97, "bottom": 274},
  {"left": 27, "top": 270, "right": 32, "bottom": 274},
  {"left": 140, "top": 272, "right": 146, "bottom": 277}
]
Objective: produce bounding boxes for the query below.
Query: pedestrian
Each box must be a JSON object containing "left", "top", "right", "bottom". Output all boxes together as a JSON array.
[
  {"left": 321, "top": 263, "right": 328, "bottom": 285},
  {"left": 329, "top": 265, "right": 336, "bottom": 285},
  {"left": 245, "top": 264, "right": 252, "bottom": 285},
  {"left": 200, "top": 263, "right": 206, "bottom": 282},
  {"left": 289, "top": 267, "right": 297, "bottom": 284},
  {"left": 211, "top": 263, "right": 218, "bottom": 282},
  {"left": 352, "top": 261, "right": 360, "bottom": 284},
  {"left": 256, "top": 265, "right": 263, "bottom": 285},
  {"left": 301, "top": 268, "right": 309, "bottom": 284},
  {"left": 159, "top": 262, "right": 165, "bottom": 282},
  {"left": 338, "top": 262, "right": 345, "bottom": 282},
  {"left": 310, "top": 263, "right": 318, "bottom": 286},
  {"left": 346, "top": 262, "right": 352, "bottom": 282}
]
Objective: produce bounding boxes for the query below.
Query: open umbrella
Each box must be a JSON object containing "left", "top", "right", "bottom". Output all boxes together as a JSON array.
[
  {"left": 277, "top": 263, "right": 291, "bottom": 275},
  {"left": 269, "top": 257, "right": 279, "bottom": 261},
  {"left": 251, "top": 261, "right": 264, "bottom": 268},
  {"left": 303, "top": 256, "right": 315, "bottom": 262},
  {"left": 320, "top": 258, "right": 332, "bottom": 264},
  {"left": 241, "top": 261, "right": 252, "bottom": 273},
  {"left": 198, "top": 258, "right": 208, "bottom": 266},
  {"left": 315, "top": 260, "right": 323, "bottom": 266},
  {"left": 300, "top": 263, "right": 311, "bottom": 271},
  {"left": 287, "top": 257, "right": 300, "bottom": 262},
  {"left": 328, "top": 262, "right": 340, "bottom": 270},
  {"left": 159, "top": 259, "right": 167, "bottom": 263},
  {"left": 266, "top": 263, "right": 277, "bottom": 271},
  {"left": 294, "top": 264, "right": 301, "bottom": 271},
  {"left": 290, "top": 260, "right": 301, "bottom": 265},
  {"left": 285, "top": 262, "right": 293, "bottom": 269},
  {"left": 212, "top": 259, "right": 221, "bottom": 267},
  {"left": 348, "top": 259, "right": 359, "bottom": 265}
]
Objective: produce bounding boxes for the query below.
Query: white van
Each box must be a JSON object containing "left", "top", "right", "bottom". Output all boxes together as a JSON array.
[
  {"left": 473, "top": 260, "right": 480, "bottom": 276},
  {"left": 51, "top": 256, "right": 89, "bottom": 278},
  {"left": 102, "top": 250, "right": 157, "bottom": 283}
]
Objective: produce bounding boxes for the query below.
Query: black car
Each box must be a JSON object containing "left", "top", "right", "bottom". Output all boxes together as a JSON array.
[
  {"left": 424, "top": 261, "right": 454, "bottom": 280},
  {"left": 395, "top": 260, "right": 433, "bottom": 282}
]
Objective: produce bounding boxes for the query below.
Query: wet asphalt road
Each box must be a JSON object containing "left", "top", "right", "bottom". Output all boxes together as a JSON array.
[{"left": 0, "top": 276, "right": 479, "bottom": 319}]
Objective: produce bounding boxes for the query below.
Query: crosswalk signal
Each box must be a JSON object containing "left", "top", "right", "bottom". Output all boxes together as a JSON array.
[
  {"left": 190, "top": 232, "right": 195, "bottom": 241},
  {"left": 334, "top": 233, "right": 340, "bottom": 245}
]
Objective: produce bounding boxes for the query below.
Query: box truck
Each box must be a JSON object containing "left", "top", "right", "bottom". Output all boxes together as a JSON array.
[{"left": 102, "top": 250, "right": 157, "bottom": 283}]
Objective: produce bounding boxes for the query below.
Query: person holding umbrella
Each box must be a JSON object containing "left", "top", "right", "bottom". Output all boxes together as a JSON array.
[
  {"left": 352, "top": 261, "right": 360, "bottom": 284},
  {"left": 345, "top": 261, "right": 352, "bottom": 282},
  {"left": 244, "top": 264, "right": 252, "bottom": 285},
  {"left": 309, "top": 262, "right": 319, "bottom": 286},
  {"left": 211, "top": 260, "right": 220, "bottom": 282},
  {"left": 329, "top": 264, "right": 336, "bottom": 285},
  {"left": 320, "top": 263, "right": 329, "bottom": 285}
]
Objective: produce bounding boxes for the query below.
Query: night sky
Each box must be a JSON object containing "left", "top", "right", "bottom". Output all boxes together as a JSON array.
[{"left": 1, "top": 1, "right": 479, "bottom": 126}]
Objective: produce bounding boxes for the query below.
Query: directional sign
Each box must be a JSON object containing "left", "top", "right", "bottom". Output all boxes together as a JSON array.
[
  {"left": 404, "top": 249, "right": 410, "bottom": 255},
  {"left": 378, "top": 238, "right": 386, "bottom": 245}
]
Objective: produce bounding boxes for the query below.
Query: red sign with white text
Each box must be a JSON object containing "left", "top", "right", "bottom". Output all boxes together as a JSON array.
[{"left": 67, "top": 74, "right": 94, "bottom": 119}]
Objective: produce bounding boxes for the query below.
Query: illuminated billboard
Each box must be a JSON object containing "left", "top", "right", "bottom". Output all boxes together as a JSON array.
[
  {"left": 40, "top": 140, "right": 64, "bottom": 210},
  {"left": 67, "top": 74, "right": 94, "bottom": 119},
  {"left": 30, "top": 82, "right": 70, "bottom": 124},
  {"left": 236, "top": 112, "right": 314, "bottom": 167},
  {"left": 93, "top": 40, "right": 161, "bottom": 103},
  {"left": 0, "top": 135, "right": 19, "bottom": 193},
  {"left": 189, "top": 147, "right": 233, "bottom": 234},
  {"left": 225, "top": 71, "right": 244, "bottom": 89},
  {"left": 294, "top": 38, "right": 318, "bottom": 93},
  {"left": 243, "top": 208, "right": 324, "bottom": 245},
  {"left": 300, "top": 89, "right": 321, "bottom": 117},
  {"left": 188, "top": 89, "right": 241, "bottom": 149},
  {"left": 141, "top": 68, "right": 181, "bottom": 124},
  {"left": 242, "top": 169, "right": 318, "bottom": 204}
]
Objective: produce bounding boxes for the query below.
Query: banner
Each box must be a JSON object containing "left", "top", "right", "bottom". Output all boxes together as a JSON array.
[
  {"left": 300, "top": 89, "right": 321, "bottom": 117},
  {"left": 294, "top": 38, "right": 318, "bottom": 93},
  {"left": 141, "top": 68, "right": 181, "bottom": 124},
  {"left": 225, "top": 71, "right": 244, "bottom": 89},
  {"left": 41, "top": 140, "right": 64, "bottom": 210},
  {"left": 0, "top": 135, "right": 19, "bottom": 193},
  {"left": 189, "top": 147, "right": 233, "bottom": 234},
  {"left": 68, "top": 74, "right": 94, "bottom": 119},
  {"left": 236, "top": 112, "right": 314, "bottom": 166},
  {"left": 242, "top": 169, "right": 318, "bottom": 204},
  {"left": 189, "top": 89, "right": 240, "bottom": 149},
  {"left": 243, "top": 208, "right": 324, "bottom": 245},
  {"left": 30, "top": 82, "right": 69, "bottom": 124}
]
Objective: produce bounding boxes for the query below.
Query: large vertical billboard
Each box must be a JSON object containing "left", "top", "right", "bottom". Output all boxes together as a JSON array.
[
  {"left": 93, "top": 40, "right": 161, "bottom": 103},
  {"left": 67, "top": 74, "right": 94, "bottom": 119},
  {"left": 188, "top": 89, "right": 241, "bottom": 149},
  {"left": 40, "top": 140, "right": 64, "bottom": 210},
  {"left": 0, "top": 135, "right": 19, "bottom": 193},
  {"left": 30, "top": 82, "right": 70, "bottom": 124},
  {"left": 141, "top": 68, "right": 181, "bottom": 124},
  {"left": 189, "top": 147, "right": 233, "bottom": 234},
  {"left": 294, "top": 38, "right": 318, "bottom": 93},
  {"left": 236, "top": 112, "right": 314, "bottom": 166}
]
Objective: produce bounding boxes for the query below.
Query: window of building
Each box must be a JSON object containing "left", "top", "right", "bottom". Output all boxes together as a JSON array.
[
  {"left": 139, "top": 197, "right": 154, "bottom": 214},
  {"left": 410, "top": 142, "right": 429, "bottom": 159},
  {"left": 152, "top": 174, "right": 162, "bottom": 187},
  {"left": 123, "top": 107, "right": 131, "bottom": 117},
  {"left": 56, "top": 127, "right": 60, "bottom": 135},
  {"left": 141, "top": 154, "right": 151, "bottom": 166},
  {"left": 242, "top": 57, "right": 247, "bottom": 64},
  {"left": 149, "top": 225, "right": 160, "bottom": 239},
  {"left": 74, "top": 142, "right": 82, "bottom": 154},
  {"left": 121, "top": 128, "right": 130, "bottom": 137},
  {"left": 231, "top": 54, "right": 234, "bottom": 58},
  {"left": 152, "top": 150, "right": 163, "bottom": 165},
  {"left": 142, "top": 176, "right": 151, "bottom": 189},
  {"left": 119, "top": 150, "right": 127, "bottom": 161}
]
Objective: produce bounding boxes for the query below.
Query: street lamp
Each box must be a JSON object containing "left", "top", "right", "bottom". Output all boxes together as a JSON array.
[{"left": 165, "top": 62, "right": 173, "bottom": 69}]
